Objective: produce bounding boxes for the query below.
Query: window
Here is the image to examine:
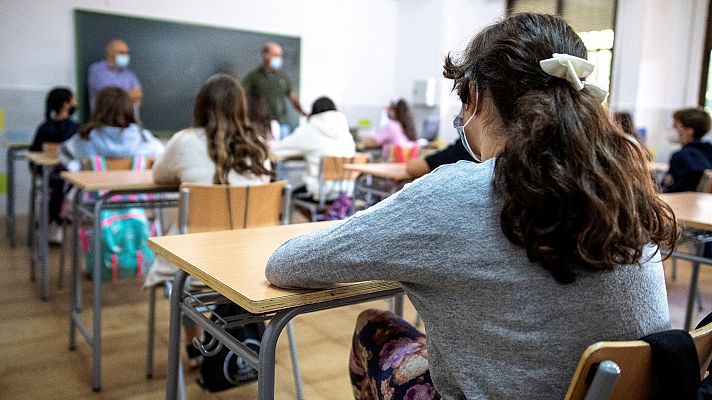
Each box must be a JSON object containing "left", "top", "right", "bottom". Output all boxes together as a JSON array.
[{"left": 508, "top": 0, "right": 618, "bottom": 94}]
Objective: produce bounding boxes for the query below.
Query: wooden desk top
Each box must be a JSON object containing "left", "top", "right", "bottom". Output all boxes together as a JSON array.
[
  {"left": 148, "top": 222, "right": 401, "bottom": 314},
  {"left": 60, "top": 170, "right": 178, "bottom": 192},
  {"left": 26, "top": 152, "right": 60, "bottom": 167},
  {"left": 649, "top": 161, "right": 669, "bottom": 173},
  {"left": 660, "top": 192, "right": 712, "bottom": 231},
  {"left": 343, "top": 163, "right": 411, "bottom": 181}
]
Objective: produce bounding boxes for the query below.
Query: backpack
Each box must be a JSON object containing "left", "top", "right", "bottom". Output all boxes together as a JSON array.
[
  {"left": 82, "top": 155, "right": 155, "bottom": 282},
  {"left": 197, "top": 303, "right": 265, "bottom": 392},
  {"left": 326, "top": 192, "right": 353, "bottom": 220}
]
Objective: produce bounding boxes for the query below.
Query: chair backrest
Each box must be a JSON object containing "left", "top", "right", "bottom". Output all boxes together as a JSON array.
[
  {"left": 565, "top": 321, "right": 712, "bottom": 399},
  {"left": 80, "top": 157, "right": 154, "bottom": 171},
  {"left": 178, "top": 181, "right": 287, "bottom": 234},
  {"left": 42, "top": 142, "right": 61, "bottom": 157},
  {"left": 697, "top": 169, "right": 712, "bottom": 193},
  {"left": 320, "top": 153, "right": 370, "bottom": 181},
  {"left": 388, "top": 145, "right": 420, "bottom": 163}
]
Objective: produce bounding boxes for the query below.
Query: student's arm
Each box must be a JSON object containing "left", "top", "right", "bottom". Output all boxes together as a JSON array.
[
  {"left": 270, "top": 125, "right": 313, "bottom": 156},
  {"left": 288, "top": 92, "right": 307, "bottom": 117},
  {"left": 266, "top": 170, "right": 447, "bottom": 289},
  {"left": 405, "top": 158, "right": 430, "bottom": 179},
  {"left": 359, "top": 123, "right": 391, "bottom": 148}
]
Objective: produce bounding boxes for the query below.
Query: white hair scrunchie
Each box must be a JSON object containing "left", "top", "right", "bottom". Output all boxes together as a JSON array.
[{"left": 539, "top": 53, "right": 608, "bottom": 103}]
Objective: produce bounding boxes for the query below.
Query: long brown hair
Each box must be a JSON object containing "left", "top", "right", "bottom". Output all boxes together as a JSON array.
[
  {"left": 390, "top": 99, "right": 417, "bottom": 141},
  {"left": 443, "top": 13, "right": 677, "bottom": 283},
  {"left": 193, "top": 74, "right": 272, "bottom": 184},
  {"left": 80, "top": 87, "right": 136, "bottom": 138}
]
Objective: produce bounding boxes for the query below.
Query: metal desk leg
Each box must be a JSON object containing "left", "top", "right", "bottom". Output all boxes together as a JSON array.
[
  {"left": 392, "top": 294, "right": 404, "bottom": 317},
  {"left": 69, "top": 190, "right": 82, "bottom": 351},
  {"left": 166, "top": 270, "right": 188, "bottom": 400},
  {"left": 91, "top": 198, "right": 104, "bottom": 391},
  {"left": 684, "top": 242, "right": 704, "bottom": 330},
  {"left": 28, "top": 172, "right": 37, "bottom": 279},
  {"left": 6, "top": 147, "right": 18, "bottom": 247},
  {"left": 39, "top": 165, "right": 51, "bottom": 300},
  {"left": 146, "top": 285, "right": 157, "bottom": 379},
  {"left": 27, "top": 169, "right": 36, "bottom": 248},
  {"left": 258, "top": 308, "right": 303, "bottom": 400}
]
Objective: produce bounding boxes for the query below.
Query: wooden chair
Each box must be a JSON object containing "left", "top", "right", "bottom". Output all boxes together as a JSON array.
[
  {"left": 565, "top": 320, "right": 712, "bottom": 399},
  {"left": 291, "top": 153, "right": 369, "bottom": 222},
  {"left": 145, "top": 181, "right": 301, "bottom": 394},
  {"left": 697, "top": 169, "right": 712, "bottom": 193},
  {"left": 41, "top": 142, "right": 61, "bottom": 157}
]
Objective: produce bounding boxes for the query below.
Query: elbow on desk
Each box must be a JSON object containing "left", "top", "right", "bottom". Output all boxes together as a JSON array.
[{"left": 265, "top": 247, "right": 334, "bottom": 290}]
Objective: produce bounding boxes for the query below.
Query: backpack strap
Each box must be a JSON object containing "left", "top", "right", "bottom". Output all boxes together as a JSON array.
[
  {"left": 110, "top": 254, "right": 119, "bottom": 282},
  {"left": 640, "top": 329, "right": 700, "bottom": 399},
  {"left": 136, "top": 250, "right": 144, "bottom": 277},
  {"left": 89, "top": 155, "right": 107, "bottom": 171}
]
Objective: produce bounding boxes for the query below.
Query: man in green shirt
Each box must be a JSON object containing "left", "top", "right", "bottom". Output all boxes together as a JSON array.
[{"left": 243, "top": 41, "right": 306, "bottom": 139}]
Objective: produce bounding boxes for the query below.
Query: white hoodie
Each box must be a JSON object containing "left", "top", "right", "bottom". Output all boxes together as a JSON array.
[{"left": 271, "top": 110, "right": 356, "bottom": 200}]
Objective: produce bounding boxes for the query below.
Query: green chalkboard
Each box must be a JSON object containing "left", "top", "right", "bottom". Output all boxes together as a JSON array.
[{"left": 74, "top": 9, "right": 301, "bottom": 135}]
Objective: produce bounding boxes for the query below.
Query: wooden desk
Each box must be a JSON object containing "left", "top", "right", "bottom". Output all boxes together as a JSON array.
[
  {"left": 61, "top": 170, "right": 180, "bottom": 391},
  {"left": 5, "top": 143, "right": 31, "bottom": 248},
  {"left": 61, "top": 169, "right": 176, "bottom": 192},
  {"left": 26, "top": 151, "right": 60, "bottom": 167},
  {"left": 344, "top": 162, "right": 411, "bottom": 181},
  {"left": 345, "top": 162, "right": 411, "bottom": 209},
  {"left": 149, "top": 222, "right": 401, "bottom": 400},
  {"left": 661, "top": 192, "right": 712, "bottom": 330},
  {"left": 649, "top": 161, "right": 669, "bottom": 174},
  {"left": 661, "top": 192, "right": 712, "bottom": 231}
]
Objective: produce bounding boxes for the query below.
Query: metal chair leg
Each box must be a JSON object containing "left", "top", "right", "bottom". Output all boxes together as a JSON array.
[
  {"left": 57, "top": 222, "right": 68, "bottom": 289},
  {"left": 146, "top": 284, "right": 157, "bottom": 379},
  {"left": 286, "top": 322, "right": 305, "bottom": 400}
]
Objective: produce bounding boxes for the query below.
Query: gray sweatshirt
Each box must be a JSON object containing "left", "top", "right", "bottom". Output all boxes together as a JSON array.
[{"left": 266, "top": 158, "right": 670, "bottom": 399}]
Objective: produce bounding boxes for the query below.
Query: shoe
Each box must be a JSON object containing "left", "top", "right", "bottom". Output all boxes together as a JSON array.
[
  {"left": 48, "top": 222, "right": 63, "bottom": 244},
  {"left": 186, "top": 343, "right": 203, "bottom": 369}
]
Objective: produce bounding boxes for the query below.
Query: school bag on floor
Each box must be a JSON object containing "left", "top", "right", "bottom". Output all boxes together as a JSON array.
[
  {"left": 82, "top": 155, "right": 154, "bottom": 281},
  {"left": 197, "top": 303, "right": 265, "bottom": 392}
]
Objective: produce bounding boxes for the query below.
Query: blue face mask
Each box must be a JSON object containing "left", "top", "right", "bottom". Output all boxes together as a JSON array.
[
  {"left": 453, "top": 110, "right": 480, "bottom": 162},
  {"left": 115, "top": 54, "right": 130, "bottom": 69},
  {"left": 270, "top": 56, "right": 283, "bottom": 70}
]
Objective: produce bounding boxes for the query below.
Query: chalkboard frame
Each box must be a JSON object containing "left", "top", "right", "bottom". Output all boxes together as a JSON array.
[{"left": 74, "top": 9, "right": 301, "bottom": 136}]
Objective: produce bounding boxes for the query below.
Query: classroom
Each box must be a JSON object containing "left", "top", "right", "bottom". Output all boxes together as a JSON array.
[{"left": 2, "top": 0, "right": 712, "bottom": 399}]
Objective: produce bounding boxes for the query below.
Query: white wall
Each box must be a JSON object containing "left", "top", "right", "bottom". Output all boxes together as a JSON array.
[
  {"left": 610, "top": 0, "right": 710, "bottom": 162},
  {"left": 392, "top": 0, "right": 506, "bottom": 142}
]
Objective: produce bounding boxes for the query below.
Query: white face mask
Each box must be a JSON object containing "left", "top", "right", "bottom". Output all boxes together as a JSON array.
[
  {"left": 115, "top": 54, "right": 130, "bottom": 69},
  {"left": 453, "top": 110, "right": 480, "bottom": 162},
  {"left": 270, "top": 56, "right": 283, "bottom": 70},
  {"left": 667, "top": 129, "right": 681, "bottom": 144}
]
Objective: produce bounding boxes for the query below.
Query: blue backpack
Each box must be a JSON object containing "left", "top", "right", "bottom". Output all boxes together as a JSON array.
[{"left": 82, "top": 156, "right": 154, "bottom": 281}]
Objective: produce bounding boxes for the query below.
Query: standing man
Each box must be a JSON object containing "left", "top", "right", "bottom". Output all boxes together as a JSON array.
[
  {"left": 87, "top": 39, "right": 143, "bottom": 111},
  {"left": 243, "top": 41, "right": 306, "bottom": 139}
]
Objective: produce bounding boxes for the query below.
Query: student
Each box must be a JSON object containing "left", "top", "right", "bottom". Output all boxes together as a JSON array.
[
  {"left": 662, "top": 108, "right": 712, "bottom": 192},
  {"left": 147, "top": 73, "right": 272, "bottom": 367},
  {"left": 405, "top": 138, "right": 475, "bottom": 179},
  {"left": 270, "top": 96, "right": 356, "bottom": 200},
  {"left": 30, "top": 87, "right": 79, "bottom": 242},
  {"left": 266, "top": 13, "right": 676, "bottom": 399},
  {"left": 360, "top": 99, "right": 417, "bottom": 160},
  {"left": 59, "top": 87, "right": 163, "bottom": 170}
]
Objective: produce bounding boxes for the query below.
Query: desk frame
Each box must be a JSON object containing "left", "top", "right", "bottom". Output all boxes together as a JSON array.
[
  {"left": 5, "top": 144, "right": 30, "bottom": 248},
  {"left": 68, "top": 186, "right": 178, "bottom": 391},
  {"left": 165, "top": 269, "right": 402, "bottom": 400},
  {"left": 26, "top": 153, "right": 58, "bottom": 300}
]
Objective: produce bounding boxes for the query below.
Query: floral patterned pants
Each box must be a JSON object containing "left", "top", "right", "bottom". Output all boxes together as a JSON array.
[{"left": 349, "top": 309, "right": 440, "bottom": 400}]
